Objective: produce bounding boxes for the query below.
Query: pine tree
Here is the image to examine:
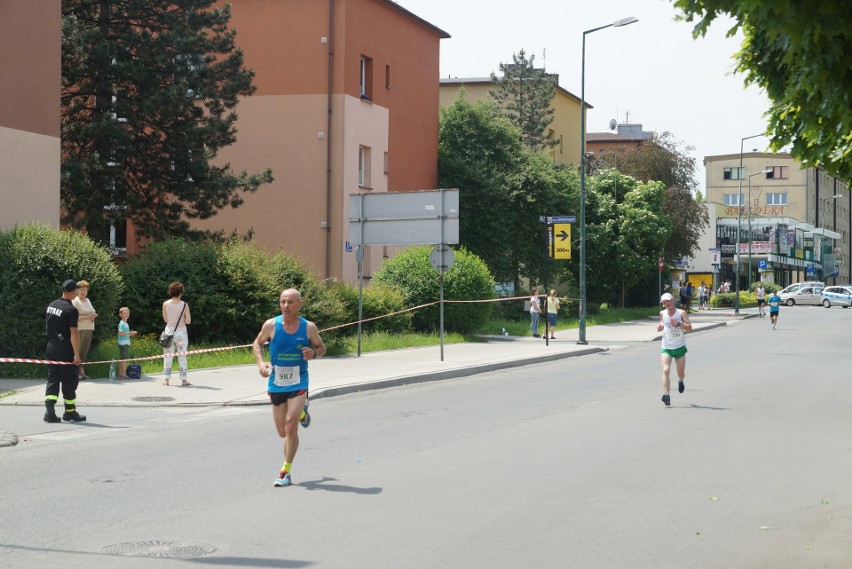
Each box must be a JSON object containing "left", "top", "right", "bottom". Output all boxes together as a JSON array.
[
  {"left": 61, "top": 0, "right": 273, "bottom": 244},
  {"left": 490, "top": 49, "right": 557, "bottom": 151}
]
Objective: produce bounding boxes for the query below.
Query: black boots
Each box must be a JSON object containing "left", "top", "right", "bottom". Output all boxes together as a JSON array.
[
  {"left": 62, "top": 410, "right": 87, "bottom": 422},
  {"left": 43, "top": 401, "right": 61, "bottom": 423},
  {"left": 44, "top": 401, "right": 86, "bottom": 422}
]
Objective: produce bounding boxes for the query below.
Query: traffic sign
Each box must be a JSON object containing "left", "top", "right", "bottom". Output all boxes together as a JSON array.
[
  {"left": 548, "top": 223, "right": 571, "bottom": 259},
  {"left": 547, "top": 215, "right": 576, "bottom": 224}
]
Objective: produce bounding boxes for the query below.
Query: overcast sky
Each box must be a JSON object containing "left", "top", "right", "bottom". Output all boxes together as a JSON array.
[{"left": 397, "top": 0, "right": 772, "bottom": 192}]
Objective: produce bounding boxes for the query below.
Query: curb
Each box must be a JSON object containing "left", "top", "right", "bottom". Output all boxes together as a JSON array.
[{"left": 310, "top": 346, "right": 606, "bottom": 399}]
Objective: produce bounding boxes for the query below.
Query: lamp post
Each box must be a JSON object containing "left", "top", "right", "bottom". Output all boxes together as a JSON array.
[
  {"left": 578, "top": 15, "right": 638, "bottom": 345},
  {"left": 747, "top": 168, "right": 772, "bottom": 290},
  {"left": 734, "top": 133, "right": 765, "bottom": 315}
]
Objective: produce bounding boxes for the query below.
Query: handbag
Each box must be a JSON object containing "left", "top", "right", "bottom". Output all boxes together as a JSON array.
[{"left": 158, "top": 301, "right": 187, "bottom": 348}]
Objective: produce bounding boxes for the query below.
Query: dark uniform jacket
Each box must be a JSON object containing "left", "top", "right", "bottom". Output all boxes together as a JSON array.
[{"left": 45, "top": 297, "right": 78, "bottom": 362}]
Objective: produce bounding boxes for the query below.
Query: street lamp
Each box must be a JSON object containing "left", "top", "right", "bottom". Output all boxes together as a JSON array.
[
  {"left": 734, "top": 133, "right": 765, "bottom": 315},
  {"left": 578, "top": 15, "right": 638, "bottom": 345},
  {"left": 747, "top": 168, "right": 773, "bottom": 290}
]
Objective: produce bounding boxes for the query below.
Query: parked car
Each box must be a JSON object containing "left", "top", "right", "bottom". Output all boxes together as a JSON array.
[
  {"left": 778, "top": 282, "right": 825, "bottom": 296},
  {"left": 821, "top": 285, "right": 852, "bottom": 308},
  {"left": 779, "top": 284, "right": 825, "bottom": 306}
]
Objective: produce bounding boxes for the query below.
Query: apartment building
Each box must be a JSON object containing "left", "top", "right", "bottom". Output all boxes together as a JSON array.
[
  {"left": 702, "top": 152, "right": 850, "bottom": 287},
  {"left": 0, "top": 0, "right": 61, "bottom": 231},
  {"left": 189, "top": 0, "right": 449, "bottom": 283},
  {"left": 439, "top": 76, "right": 584, "bottom": 167}
]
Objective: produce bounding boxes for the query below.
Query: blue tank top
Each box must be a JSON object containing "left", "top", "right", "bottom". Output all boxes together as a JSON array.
[{"left": 267, "top": 316, "right": 310, "bottom": 393}]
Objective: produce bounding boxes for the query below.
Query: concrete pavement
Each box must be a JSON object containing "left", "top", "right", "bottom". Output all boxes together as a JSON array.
[{"left": 0, "top": 310, "right": 747, "bottom": 410}]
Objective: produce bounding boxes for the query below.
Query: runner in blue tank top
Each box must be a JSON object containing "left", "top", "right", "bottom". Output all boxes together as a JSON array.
[{"left": 253, "top": 288, "right": 326, "bottom": 487}]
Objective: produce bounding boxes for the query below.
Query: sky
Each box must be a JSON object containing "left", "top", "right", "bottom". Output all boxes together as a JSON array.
[{"left": 396, "top": 0, "right": 773, "bottom": 192}]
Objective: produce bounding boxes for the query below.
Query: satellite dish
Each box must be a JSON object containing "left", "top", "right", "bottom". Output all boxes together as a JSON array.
[{"left": 609, "top": 119, "right": 618, "bottom": 131}]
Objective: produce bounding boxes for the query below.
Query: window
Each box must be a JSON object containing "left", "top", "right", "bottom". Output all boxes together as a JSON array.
[
  {"left": 766, "top": 166, "right": 788, "bottom": 179},
  {"left": 723, "top": 193, "right": 744, "bottom": 206},
  {"left": 723, "top": 167, "right": 744, "bottom": 180},
  {"left": 385, "top": 64, "right": 391, "bottom": 89},
  {"left": 766, "top": 192, "right": 788, "bottom": 205},
  {"left": 383, "top": 151, "right": 389, "bottom": 175},
  {"left": 360, "top": 56, "right": 373, "bottom": 100},
  {"left": 358, "top": 145, "right": 371, "bottom": 188}
]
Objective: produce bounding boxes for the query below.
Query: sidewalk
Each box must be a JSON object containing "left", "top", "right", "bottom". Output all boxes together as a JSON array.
[{"left": 0, "top": 314, "right": 743, "bottom": 409}]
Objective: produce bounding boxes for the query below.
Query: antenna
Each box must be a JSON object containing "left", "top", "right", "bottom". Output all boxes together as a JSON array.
[{"left": 609, "top": 119, "right": 617, "bottom": 131}]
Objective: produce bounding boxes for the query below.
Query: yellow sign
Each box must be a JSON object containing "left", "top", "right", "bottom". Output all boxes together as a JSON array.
[{"left": 550, "top": 223, "right": 571, "bottom": 259}]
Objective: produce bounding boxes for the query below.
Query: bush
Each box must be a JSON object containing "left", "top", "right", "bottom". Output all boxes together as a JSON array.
[
  {"left": 120, "top": 239, "right": 349, "bottom": 346},
  {"left": 335, "top": 281, "right": 412, "bottom": 334},
  {"left": 712, "top": 291, "right": 756, "bottom": 308},
  {"left": 373, "top": 246, "right": 496, "bottom": 333},
  {"left": 0, "top": 222, "right": 123, "bottom": 367}
]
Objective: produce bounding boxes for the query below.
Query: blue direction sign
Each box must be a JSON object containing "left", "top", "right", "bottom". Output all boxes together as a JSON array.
[
  {"left": 547, "top": 215, "right": 576, "bottom": 224},
  {"left": 758, "top": 260, "right": 767, "bottom": 269},
  {"left": 806, "top": 263, "right": 815, "bottom": 274}
]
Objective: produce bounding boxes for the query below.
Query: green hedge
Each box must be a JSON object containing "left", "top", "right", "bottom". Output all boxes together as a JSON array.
[
  {"left": 335, "top": 281, "right": 412, "bottom": 334},
  {"left": 0, "top": 222, "right": 123, "bottom": 362},
  {"left": 373, "top": 246, "right": 496, "bottom": 333}
]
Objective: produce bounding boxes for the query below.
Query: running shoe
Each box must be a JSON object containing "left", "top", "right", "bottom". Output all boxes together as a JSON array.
[
  {"left": 661, "top": 393, "right": 671, "bottom": 406},
  {"left": 300, "top": 400, "right": 311, "bottom": 428},
  {"left": 678, "top": 380, "right": 685, "bottom": 394},
  {"left": 274, "top": 471, "right": 292, "bottom": 487}
]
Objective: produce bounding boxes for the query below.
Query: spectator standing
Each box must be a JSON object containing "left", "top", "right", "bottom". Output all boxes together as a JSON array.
[
  {"left": 162, "top": 282, "right": 192, "bottom": 386},
  {"left": 72, "top": 280, "right": 97, "bottom": 379},
  {"left": 116, "top": 307, "right": 138, "bottom": 379},
  {"left": 44, "top": 280, "right": 86, "bottom": 423},
  {"left": 529, "top": 287, "right": 542, "bottom": 338},
  {"left": 546, "top": 290, "right": 560, "bottom": 339}
]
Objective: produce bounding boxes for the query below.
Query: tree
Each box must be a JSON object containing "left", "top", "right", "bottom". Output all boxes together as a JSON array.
[
  {"left": 674, "top": 0, "right": 852, "bottom": 181},
  {"left": 439, "top": 93, "right": 576, "bottom": 287},
  {"left": 585, "top": 171, "right": 672, "bottom": 306},
  {"left": 490, "top": 49, "right": 557, "bottom": 151},
  {"left": 61, "top": 0, "right": 273, "bottom": 244},
  {"left": 597, "top": 132, "right": 709, "bottom": 263}
]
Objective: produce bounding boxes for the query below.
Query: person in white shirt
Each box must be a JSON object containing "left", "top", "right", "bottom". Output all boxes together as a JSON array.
[
  {"left": 529, "top": 287, "right": 542, "bottom": 338},
  {"left": 656, "top": 293, "right": 693, "bottom": 406}
]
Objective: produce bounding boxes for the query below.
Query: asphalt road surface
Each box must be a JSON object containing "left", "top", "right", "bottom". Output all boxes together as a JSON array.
[{"left": 2, "top": 306, "right": 851, "bottom": 568}]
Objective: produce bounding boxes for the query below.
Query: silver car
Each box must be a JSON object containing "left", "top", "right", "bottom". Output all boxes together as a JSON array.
[
  {"left": 821, "top": 285, "right": 852, "bottom": 308},
  {"left": 779, "top": 285, "right": 825, "bottom": 306}
]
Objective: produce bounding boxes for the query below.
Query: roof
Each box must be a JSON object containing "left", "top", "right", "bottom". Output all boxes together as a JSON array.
[
  {"left": 439, "top": 76, "right": 587, "bottom": 107},
  {"left": 586, "top": 132, "right": 648, "bottom": 143},
  {"left": 381, "top": 1, "right": 450, "bottom": 39}
]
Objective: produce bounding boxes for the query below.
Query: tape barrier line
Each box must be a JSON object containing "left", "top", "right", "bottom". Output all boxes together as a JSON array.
[{"left": 2, "top": 294, "right": 580, "bottom": 366}]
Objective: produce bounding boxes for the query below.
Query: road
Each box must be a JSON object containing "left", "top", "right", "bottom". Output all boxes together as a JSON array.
[{"left": 2, "top": 306, "right": 851, "bottom": 568}]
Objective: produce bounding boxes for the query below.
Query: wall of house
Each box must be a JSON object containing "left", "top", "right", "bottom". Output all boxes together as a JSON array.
[
  {"left": 439, "top": 80, "right": 583, "bottom": 167},
  {"left": 198, "top": 0, "right": 443, "bottom": 283},
  {"left": 0, "top": 0, "right": 61, "bottom": 231}
]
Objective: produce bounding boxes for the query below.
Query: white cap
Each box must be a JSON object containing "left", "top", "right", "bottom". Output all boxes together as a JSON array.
[{"left": 660, "top": 293, "right": 674, "bottom": 302}]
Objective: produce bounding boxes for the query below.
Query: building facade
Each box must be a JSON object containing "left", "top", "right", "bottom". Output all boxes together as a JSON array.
[
  {"left": 439, "top": 77, "right": 585, "bottom": 168},
  {"left": 189, "top": 0, "right": 448, "bottom": 283},
  {"left": 702, "top": 152, "right": 850, "bottom": 288},
  {"left": 0, "top": 0, "right": 61, "bottom": 231}
]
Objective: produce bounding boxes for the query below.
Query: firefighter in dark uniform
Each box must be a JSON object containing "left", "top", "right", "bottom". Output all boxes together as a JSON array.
[{"left": 44, "top": 279, "right": 86, "bottom": 423}]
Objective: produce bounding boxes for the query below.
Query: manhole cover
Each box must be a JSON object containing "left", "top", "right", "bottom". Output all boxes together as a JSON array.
[
  {"left": 102, "top": 540, "right": 215, "bottom": 558},
  {"left": 131, "top": 396, "right": 176, "bottom": 402}
]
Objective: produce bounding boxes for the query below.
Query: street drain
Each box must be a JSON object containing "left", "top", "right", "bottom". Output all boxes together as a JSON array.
[
  {"left": 102, "top": 540, "right": 215, "bottom": 558},
  {"left": 131, "top": 396, "right": 176, "bottom": 402}
]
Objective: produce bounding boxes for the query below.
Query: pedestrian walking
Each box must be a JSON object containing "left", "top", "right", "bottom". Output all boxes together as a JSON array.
[
  {"left": 656, "top": 292, "right": 692, "bottom": 407},
  {"left": 252, "top": 288, "right": 326, "bottom": 487},
  {"left": 43, "top": 279, "right": 86, "bottom": 423}
]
